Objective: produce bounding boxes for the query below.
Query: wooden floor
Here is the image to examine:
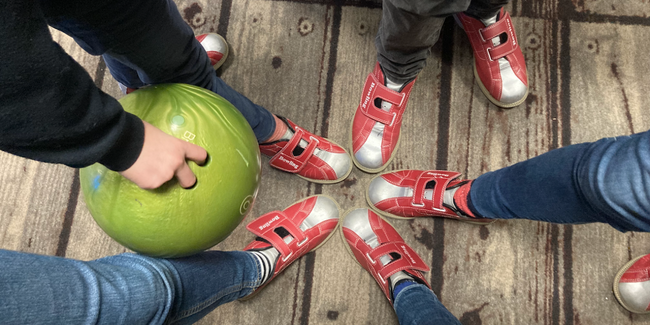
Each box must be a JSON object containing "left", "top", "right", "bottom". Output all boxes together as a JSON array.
[{"left": 1, "top": 0, "right": 649, "bottom": 324}]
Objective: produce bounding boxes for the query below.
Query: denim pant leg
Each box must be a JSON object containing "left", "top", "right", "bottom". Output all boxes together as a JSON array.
[
  {"left": 393, "top": 283, "right": 461, "bottom": 325},
  {"left": 469, "top": 130, "right": 650, "bottom": 232},
  {"left": 40, "top": 0, "right": 275, "bottom": 142},
  {"left": 0, "top": 249, "right": 260, "bottom": 325},
  {"left": 163, "top": 251, "right": 261, "bottom": 324},
  {"left": 102, "top": 55, "right": 148, "bottom": 90}
]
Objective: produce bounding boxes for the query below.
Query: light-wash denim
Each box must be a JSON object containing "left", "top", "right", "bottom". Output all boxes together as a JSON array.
[
  {"left": 394, "top": 283, "right": 461, "bottom": 324},
  {"left": 0, "top": 249, "right": 261, "bottom": 324},
  {"left": 0, "top": 249, "right": 466, "bottom": 324}
]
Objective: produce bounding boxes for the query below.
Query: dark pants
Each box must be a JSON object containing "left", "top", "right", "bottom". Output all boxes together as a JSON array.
[
  {"left": 377, "top": 0, "right": 509, "bottom": 82},
  {"left": 39, "top": 0, "right": 275, "bottom": 142}
]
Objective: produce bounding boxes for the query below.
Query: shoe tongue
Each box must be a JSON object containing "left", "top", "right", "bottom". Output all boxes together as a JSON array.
[
  {"left": 480, "top": 15, "right": 501, "bottom": 47},
  {"left": 378, "top": 77, "right": 405, "bottom": 112},
  {"left": 385, "top": 77, "right": 403, "bottom": 92},
  {"left": 443, "top": 187, "right": 458, "bottom": 209},
  {"left": 365, "top": 237, "right": 394, "bottom": 266},
  {"left": 280, "top": 129, "right": 294, "bottom": 141},
  {"left": 481, "top": 15, "right": 497, "bottom": 26}
]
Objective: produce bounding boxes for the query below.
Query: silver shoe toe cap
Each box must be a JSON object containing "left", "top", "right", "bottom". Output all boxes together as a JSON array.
[
  {"left": 618, "top": 281, "right": 650, "bottom": 313},
  {"left": 354, "top": 123, "right": 386, "bottom": 169},
  {"left": 342, "top": 208, "right": 374, "bottom": 238},
  {"left": 367, "top": 176, "right": 411, "bottom": 205},
  {"left": 354, "top": 146, "right": 384, "bottom": 169},
  {"left": 315, "top": 150, "right": 351, "bottom": 179},
  {"left": 498, "top": 58, "right": 528, "bottom": 105},
  {"left": 342, "top": 209, "right": 381, "bottom": 249},
  {"left": 300, "top": 196, "right": 340, "bottom": 231}
]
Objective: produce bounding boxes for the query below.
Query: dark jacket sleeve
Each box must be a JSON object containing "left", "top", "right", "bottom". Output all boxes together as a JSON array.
[{"left": 0, "top": 0, "right": 144, "bottom": 171}]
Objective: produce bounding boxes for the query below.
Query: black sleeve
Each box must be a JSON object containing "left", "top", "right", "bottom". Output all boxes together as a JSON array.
[{"left": 0, "top": 0, "right": 144, "bottom": 171}]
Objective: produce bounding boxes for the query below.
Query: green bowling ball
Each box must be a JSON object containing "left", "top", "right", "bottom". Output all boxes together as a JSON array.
[{"left": 80, "top": 84, "right": 261, "bottom": 258}]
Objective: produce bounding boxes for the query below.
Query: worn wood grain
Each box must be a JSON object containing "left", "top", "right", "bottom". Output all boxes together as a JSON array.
[
  {"left": 195, "top": 1, "right": 339, "bottom": 324},
  {"left": 573, "top": 0, "right": 650, "bottom": 18},
  {"left": 310, "top": 5, "right": 405, "bottom": 324},
  {"left": 568, "top": 21, "right": 650, "bottom": 325},
  {"left": 441, "top": 16, "right": 566, "bottom": 325},
  {"left": 1, "top": 0, "right": 650, "bottom": 324}
]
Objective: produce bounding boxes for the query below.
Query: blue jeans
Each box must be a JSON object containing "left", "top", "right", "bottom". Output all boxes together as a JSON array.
[
  {"left": 0, "top": 249, "right": 459, "bottom": 324},
  {"left": 40, "top": 0, "right": 275, "bottom": 142},
  {"left": 470, "top": 129, "right": 650, "bottom": 232},
  {"left": 394, "top": 284, "right": 461, "bottom": 325},
  {"left": 0, "top": 249, "right": 261, "bottom": 325}
]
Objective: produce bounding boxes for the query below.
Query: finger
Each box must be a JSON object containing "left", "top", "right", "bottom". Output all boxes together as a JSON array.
[
  {"left": 183, "top": 141, "right": 208, "bottom": 165},
  {"left": 175, "top": 162, "right": 198, "bottom": 189}
]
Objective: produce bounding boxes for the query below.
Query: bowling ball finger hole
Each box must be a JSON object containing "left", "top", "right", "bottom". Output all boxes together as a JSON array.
[
  {"left": 198, "top": 153, "right": 211, "bottom": 167},
  {"left": 185, "top": 179, "right": 198, "bottom": 190}
]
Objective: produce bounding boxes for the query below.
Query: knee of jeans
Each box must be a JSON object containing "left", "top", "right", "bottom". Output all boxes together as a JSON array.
[{"left": 581, "top": 162, "right": 650, "bottom": 231}]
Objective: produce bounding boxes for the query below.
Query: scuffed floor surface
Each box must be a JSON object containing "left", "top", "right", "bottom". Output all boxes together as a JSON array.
[{"left": 1, "top": 0, "right": 649, "bottom": 324}]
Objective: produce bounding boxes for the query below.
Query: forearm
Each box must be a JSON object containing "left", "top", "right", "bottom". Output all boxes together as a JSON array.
[{"left": 0, "top": 0, "right": 143, "bottom": 171}]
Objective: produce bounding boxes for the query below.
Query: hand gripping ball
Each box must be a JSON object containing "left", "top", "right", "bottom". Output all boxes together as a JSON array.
[{"left": 80, "top": 84, "right": 261, "bottom": 258}]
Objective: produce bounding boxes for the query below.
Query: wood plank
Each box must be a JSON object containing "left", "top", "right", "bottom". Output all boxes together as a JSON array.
[
  {"left": 192, "top": 1, "right": 336, "bottom": 323},
  {"left": 308, "top": 5, "right": 404, "bottom": 324},
  {"left": 441, "top": 16, "right": 563, "bottom": 325},
  {"left": 574, "top": 0, "right": 650, "bottom": 18},
  {"left": 0, "top": 153, "right": 39, "bottom": 250},
  {"left": 569, "top": 23, "right": 650, "bottom": 141},
  {"left": 0, "top": 30, "right": 98, "bottom": 256},
  {"left": 569, "top": 21, "right": 650, "bottom": 325},
  {"left": 0, "top": 153, "right": 76, "bottom": 255},
  {"left": 1, "top": 0, "right": 650, "bottom": 324}
]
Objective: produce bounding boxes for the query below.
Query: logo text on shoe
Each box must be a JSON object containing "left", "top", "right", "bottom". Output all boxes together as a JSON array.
[
  {"left": 361, "top": 82, "right": 376, "bottom": 110},
  {"left": 259, "top": 215, "right": 280, "bottom": 231},
  {"left": 425, "top": 171, "right": 452, "bottom": 178},
  {"left": 279, "top": 156, "right": 299, "bottom": 169},
  {"left": 401, "top": 245, "right": 417, "bottom": 264},
  {"left": 506, "top": 19, "right": 516, "bottom": 46}
]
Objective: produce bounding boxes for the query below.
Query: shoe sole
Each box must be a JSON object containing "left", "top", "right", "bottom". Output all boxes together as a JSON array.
[
  {"left": 349, "top": 115, "right": 402, "bottom": 174},
  {"left": 239, "top": 194, "right": 341, "bottom": 301},
  {"left": 612, "top": 254, "right": 650, "bottom": 314},
  {"left": 365, "top": 170, "right": 496, "bottom": 225}
]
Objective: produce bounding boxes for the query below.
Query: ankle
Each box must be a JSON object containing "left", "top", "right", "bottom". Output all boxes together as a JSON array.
[
  {"left": 390, "top": 272, "right": 417, "bottom": 301},
  {"left": 262, "top": 115, "right": 290, "bottom": 143},
  {"left": 380, "top": 64, "right": 411, "bottom": 90},
  {"left": 452, "top": 181, "right": 476, "bottom": 218},
  {"left": 248, "top": 247, "right": 279, "bottom": 287},
  {"left": 385, "top": 77, "right": 405, "bottom": 91}
]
